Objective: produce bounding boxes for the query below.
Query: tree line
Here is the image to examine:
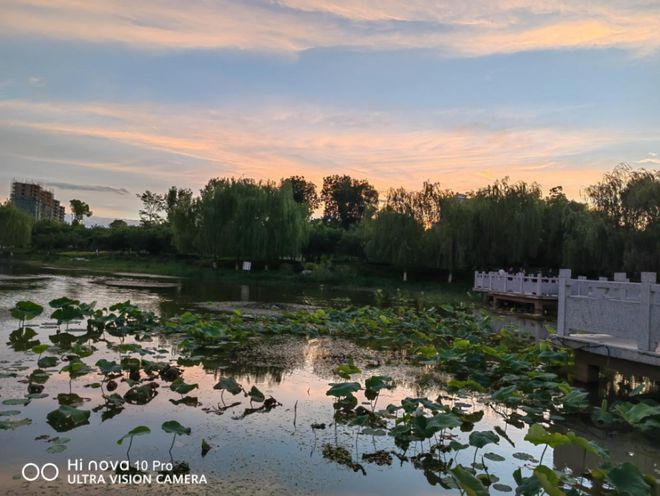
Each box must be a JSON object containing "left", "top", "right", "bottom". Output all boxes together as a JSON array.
[{"left": 1, "top": 164, "right": 658, "bottom": 278}]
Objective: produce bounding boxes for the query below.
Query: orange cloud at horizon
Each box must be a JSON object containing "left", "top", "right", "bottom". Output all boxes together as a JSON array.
[{"left": 1, "top": 98, "right": 652, "bottom": 219}]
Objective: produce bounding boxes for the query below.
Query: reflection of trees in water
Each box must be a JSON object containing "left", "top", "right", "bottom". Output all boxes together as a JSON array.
[
  {"left": 199, "top": 336, "right": 309, "bottom": 386},
  {"left": 554, "top": 415, "right": 660, "bottom": 476},
  {"left": 599, "top": 371, "right": 658, "bottom": 401}
]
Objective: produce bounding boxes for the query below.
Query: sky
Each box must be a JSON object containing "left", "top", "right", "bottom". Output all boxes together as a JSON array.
[{"left": 1, "top": 1, "right": 659, "bottom": 220}]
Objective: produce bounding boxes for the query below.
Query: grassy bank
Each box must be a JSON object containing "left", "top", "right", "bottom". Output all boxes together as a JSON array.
[{"left": 9, "top": 251, "right": 472, "bottom": 300}]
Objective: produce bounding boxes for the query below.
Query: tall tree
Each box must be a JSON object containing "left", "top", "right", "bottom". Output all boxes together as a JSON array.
[
  {"left": 385, "top": 182, "right": 449, "bottom": 228},
  {"left": 137, "top": 191, "right": 165, "bottom": 226},
  {"left": 586, "top": 163, "right": 659, "bottom": 231},
  {"left": 281, "top": 176, "right": 320, "bottom": 215},
  {"left": 321, "top": 175, "right": 378, "bottom": 229},
  {"left": 165, "top": 186, "right": 193, "bottom": 223},
  {"left": 0, "top": 201, "right": 33, "bottom": 249},
  {"left": 191, "top": 178, "right": 308, "bottom": 262},
  {"left": 109, "top": 219, "right": 128, "bottom": 229},
  {"left": 364, "top": 208, "right": 423, "bottom": 280},
  {"left": 69, "top": 199, "right": 92, "bottom": 226},
  {"left": 586, "top": 164, "right": 659, "bottom": 272}
]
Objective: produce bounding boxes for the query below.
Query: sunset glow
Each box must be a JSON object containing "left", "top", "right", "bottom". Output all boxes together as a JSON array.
[{"left": 1, "top": 1, "right": 658, "bottom": 219}]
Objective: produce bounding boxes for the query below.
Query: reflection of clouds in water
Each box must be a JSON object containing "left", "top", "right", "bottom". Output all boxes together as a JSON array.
[{"left": 1, "top": 271, "right": 659, "bottom": 494}]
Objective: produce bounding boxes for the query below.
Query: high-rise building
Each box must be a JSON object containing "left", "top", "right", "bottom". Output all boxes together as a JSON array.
[{"left": 10, "top": 180, "right": 65, "bottom": 222}]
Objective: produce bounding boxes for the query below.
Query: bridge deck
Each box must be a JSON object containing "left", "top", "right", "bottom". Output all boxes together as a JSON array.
[{"left": 553, "top": 334, "right": 660, "bottom": 368}]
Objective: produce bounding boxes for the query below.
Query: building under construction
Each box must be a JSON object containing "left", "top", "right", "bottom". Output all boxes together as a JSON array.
[{"left": 10, "top": 180, "right": 65, "bottom": 222}]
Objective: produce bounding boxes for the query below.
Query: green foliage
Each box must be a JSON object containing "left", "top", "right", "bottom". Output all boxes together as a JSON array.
[
  {"left": 214, "top": 377, "right": 243, "bottom": 395},
  {"left": 201, "top": 439, "right": 211, "bottom": 457},
  {"left": 0, "top": 201, "right": 33, "bottom": 248},
  {"left": 117, "top": 425, "right": 151, "bottom": 445},
  {"left": 161, "top": 420, "right": 191, "bottom": 436},
  {"left": 334, "top": 360, "right": 360, "bottom": 379},
  {"left": 469, "top": 430, "right": 500, "bottom": 448},
  {"left": 46, "top": 406, "right": 91, "bottom": 432},
  {"left": 23, "top": 165, "right": 659, "bottom": 274},
  {"left": 69, "top": 199, "right": 92, "bottom": 225},
  {"left": 326, "top": 382, "right": 361, "bottom": 397},
  {"left": 606, "top": 462, "right": 653, "bottom": 496},
  {"left": 364, "top": 209, "right": 424, "bottom": 270},
  {"left": 187, "top": 178, "right": 309, "bottom": 261},
  {"left": 321, "top": 175, "right": 378, "bottom": 229},
  {"left": 4, "top": 295, "right": 659, "bottom": 495},
  {"left": 451, "top": 465, "right": 488, "bottom": 496},
  {"left": 281, "top": 176, "right": 320, "bottom": 214},
  {"left": 170, "top": 378, "right": 199, "bottom": 396},
  {"left": 247, "top": 385, "right": 265, "bottom": 403},
  {"left": 11, "top": 301, "right": 43, "bottom": 323}
]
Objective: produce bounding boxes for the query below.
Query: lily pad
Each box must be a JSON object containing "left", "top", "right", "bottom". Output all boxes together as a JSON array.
[
  {"left": 170, "top": 379, "right": 199, "bottom": 396},
  {"left": 162, "top": 420, "right": 191, "bottom": 436},
  {"left": 0, "top": 410, "right": 21, "bottom": 416},
  {"left": 469, "top": 430, "right": 500, "bottom": 448},
  {"left": 484, "top": 452, "right": 506, "bottom": 462},
  {"left": 606, "top": 462, "right": 652, "bottom": 496},
  {"left": 451, "top": 465, "right": 488, "bottom": 496},
  {"left": 117, "top": 425, "right": 151, "bottom": 445},
  {"left": 46, "top": 406, "right": 90, "bottom": 432},
  {"left": 248, "top": 385, "right": 265, "bottom": 403},
  {"left": 57, "top": 393, "right": 85, "bottom": 407},
  {"left": 201, "top": 439, "right": 211, "bottom": 457},
  {"left": 38, "top": 356, "right": 58, "bottom": 368},
  {"left": 124, "top": 385, "right": 157, "bottom": 405},
  {"left": 326, "top": 382, "right": 361, "bottom": 397},
  {"left": 12, "top": 301, "right": 44, "bottom": 322},
  {"left": 214, "top": 377, "right": 243, "bottom": 395},
  {"left": 0, "top": 418, "right": 32, "bottom": 430}
]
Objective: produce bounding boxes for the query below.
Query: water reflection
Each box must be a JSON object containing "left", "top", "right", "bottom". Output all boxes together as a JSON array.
[{"left": 1, "top": 267, "right": 659, "bottom": 495}]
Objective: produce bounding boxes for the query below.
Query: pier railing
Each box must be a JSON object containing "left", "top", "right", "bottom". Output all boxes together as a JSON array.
[
  {"left": 473, "top": 271, "right": 559, "bottom": 297},
  {"left": 557, "top": 270, "right": 660, "bottom": 352}
]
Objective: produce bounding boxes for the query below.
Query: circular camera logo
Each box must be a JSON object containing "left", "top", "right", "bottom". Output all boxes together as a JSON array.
[{"left": 22, "top": 463, "right": 59, "bottom": 482}]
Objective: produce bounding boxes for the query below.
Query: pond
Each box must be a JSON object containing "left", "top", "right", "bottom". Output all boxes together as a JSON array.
[{"left": 0, "top": 267, "right": 658, "bottom": 495}]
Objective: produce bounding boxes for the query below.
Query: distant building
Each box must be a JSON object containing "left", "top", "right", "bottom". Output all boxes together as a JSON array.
[{"left": 10, "top": 180, "right": 65, "bottom": 222}]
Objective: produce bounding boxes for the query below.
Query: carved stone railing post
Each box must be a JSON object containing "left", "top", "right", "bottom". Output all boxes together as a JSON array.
[
  {"left": 557, "top": 269, "right": 571, "bottom": 336},
  {"left": 639, "top": 272, "right": 657, "bottom": 352}
]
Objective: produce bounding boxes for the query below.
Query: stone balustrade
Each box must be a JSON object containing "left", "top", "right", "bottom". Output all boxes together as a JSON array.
[
  {"left": 473, "top": 271, "right": 559, "bottom": 296},
  {"left": 557, "top": 270, "right": 660, "bottom": 352}
]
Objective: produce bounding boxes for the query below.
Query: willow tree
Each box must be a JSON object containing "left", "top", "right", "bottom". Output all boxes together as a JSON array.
[
  {"left": 423, "top": 195, "right": 476, "bottom": 280},
  {"left": 170, "top": 190, "right": 199, "bottom": 255},
  {"left": 364, "top": 206, "right": 424, "bottom": 281},
  {"left": 586, "top": 164, "right": 659, "bottom": 272},
  {"left": 0, "top": 201, "right": 33, "bottom": 250},
  {"left": 193, "top": 178, "right": 308, "bottom": 264},
  {"left": 469, "top": 179, "right": 544, "bottom": 269},
  {"left": 264, "top": 182, "right": 309, "bottom": 262},
  {"left": 365, "top": 188, "right": 424, "bottom": 281}
]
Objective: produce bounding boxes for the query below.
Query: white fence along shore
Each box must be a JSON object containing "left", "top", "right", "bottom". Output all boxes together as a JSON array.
[{"left": 473, "top": 271, "right": 560, "bottom": 297}]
